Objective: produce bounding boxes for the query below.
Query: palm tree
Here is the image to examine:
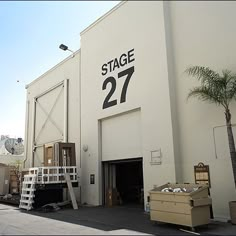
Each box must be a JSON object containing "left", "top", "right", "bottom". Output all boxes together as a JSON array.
[{"left": 185, "top": 66, "right": 236, "bottom": 186}]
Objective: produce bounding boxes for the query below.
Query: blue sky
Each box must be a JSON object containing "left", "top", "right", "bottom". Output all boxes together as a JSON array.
[{"left": 0, "top": 1, "right": 119, "bottom": 139}]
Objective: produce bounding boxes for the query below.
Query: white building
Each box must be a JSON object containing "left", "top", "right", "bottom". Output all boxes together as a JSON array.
[{"left": 24, "top": 1, "right": 236, "bottom": 221}]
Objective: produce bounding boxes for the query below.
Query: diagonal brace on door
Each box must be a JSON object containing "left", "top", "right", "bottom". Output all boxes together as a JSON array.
[{"left": 35, "top": 85, "right": 64, "bottom": 143}]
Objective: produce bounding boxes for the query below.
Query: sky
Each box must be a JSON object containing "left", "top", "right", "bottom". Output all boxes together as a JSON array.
[{"left": 0, "top": 1, "right": 119, "bottom": 139}]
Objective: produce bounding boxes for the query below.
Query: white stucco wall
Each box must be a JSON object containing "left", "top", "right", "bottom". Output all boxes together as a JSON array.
[
  {"left": 164, "top": 1, "right": 236, "bottom": 221},
  {"left": 80, "top": 1, "right": 176, "bottom": 206},
  {"left": 24, "top": 52, "right": 81, "bottom": 173}
]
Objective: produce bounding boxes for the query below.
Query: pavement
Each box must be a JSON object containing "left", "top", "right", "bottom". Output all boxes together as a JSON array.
[
  {"left": 0, "top": 203, "right": 236, "bottom": 235},
  {"left": 0, "top": 204, "right": 148, "bottom": 235}
]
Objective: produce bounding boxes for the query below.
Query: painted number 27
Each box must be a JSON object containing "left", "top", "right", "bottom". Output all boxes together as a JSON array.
[{"left": 102, "top": 66, "right": 134, "bottom": 109}]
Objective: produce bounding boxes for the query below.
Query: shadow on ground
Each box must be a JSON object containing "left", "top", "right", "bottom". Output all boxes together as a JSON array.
[{"left": 19, "top": 205, "right": 232, "bottom": 235}]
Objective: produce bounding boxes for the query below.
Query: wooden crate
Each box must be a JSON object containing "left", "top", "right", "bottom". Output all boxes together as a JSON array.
[
  {"left": 106, "top": 188, "right": 118, "bottom": 207},
  {"left": 44, "top": 143, "right": 54, "bottom": 166},
  {"left": 55, "top": 142, "right": 76, "bottom": 166}
]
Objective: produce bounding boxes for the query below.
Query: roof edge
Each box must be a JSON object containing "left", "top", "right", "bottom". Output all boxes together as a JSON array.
[
  {"left": 80, "top": 1, "right": 127, "bottom": 36},
  {"left": 25, "top": 49, "right": 80, "bottom": 89}
]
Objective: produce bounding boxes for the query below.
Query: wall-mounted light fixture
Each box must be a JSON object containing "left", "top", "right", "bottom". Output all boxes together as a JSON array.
[
  {"left": 59, "top": 44, "right": 75, "bottom": 57},
  {"left": 82, "top": 144, "right": 88, "bottom": 152}
]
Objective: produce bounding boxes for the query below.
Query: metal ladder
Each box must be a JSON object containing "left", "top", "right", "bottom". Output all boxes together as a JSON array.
[{"left": 19, "top": 174, "right": 37, "bottom": 210}]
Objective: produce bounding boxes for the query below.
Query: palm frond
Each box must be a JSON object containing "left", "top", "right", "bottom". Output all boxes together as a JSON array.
[
  {"left": 187, "top": 86, "right": 224, "bottom": 106},
  {"left": 222, "top": 70, "right": 236, "bottom": 101},
  {"left": 185, "top": 66, "right": 220, "bottom": 86},
  {"left": 185, "top": 66, "right": 236, "bottom": 108},
  {"left": 227, "top": 82, "right": 236, "bottom": 100}
]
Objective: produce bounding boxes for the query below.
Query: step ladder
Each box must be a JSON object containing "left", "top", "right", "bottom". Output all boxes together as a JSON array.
[{"left": 19, "top": 174, "right": 37, "bottom": 210}]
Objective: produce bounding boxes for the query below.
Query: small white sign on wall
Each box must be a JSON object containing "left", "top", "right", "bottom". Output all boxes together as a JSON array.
[{"left": 150, "top": 149, "right": 162, "bottom": 165}]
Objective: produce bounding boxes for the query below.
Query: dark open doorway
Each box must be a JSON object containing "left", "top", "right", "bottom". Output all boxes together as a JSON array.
[{"left": 103, "top": 158, "right": 144, "bottom": 207}]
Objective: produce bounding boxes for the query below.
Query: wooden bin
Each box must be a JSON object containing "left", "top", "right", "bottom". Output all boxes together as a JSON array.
[{"left": 149, "top": 183, "right": 212, "bottom": 228}]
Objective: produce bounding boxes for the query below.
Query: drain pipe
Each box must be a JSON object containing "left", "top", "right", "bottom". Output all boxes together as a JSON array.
[
  {"left": 31, "top": 98, "right": 37, "bottom": 167},
  {"left": 63, "top": 78, "right": 69, "bottom": 201},
  {"left": 23, "top": 100, "right": 30, "bottom": 168},
  {"left": 63, "top": 78, "right": 68, "bottom": 143},
  {"left": 213, "top": 123, "right": 236, "bottom": 159}
]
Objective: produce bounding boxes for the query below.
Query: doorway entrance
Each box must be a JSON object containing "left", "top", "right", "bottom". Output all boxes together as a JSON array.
[{"left": 103, "top": 158, "right": 144, "bottom": 207}]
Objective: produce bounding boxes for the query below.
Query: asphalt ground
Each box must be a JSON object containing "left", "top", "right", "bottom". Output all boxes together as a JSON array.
[
  {"left": 0, "top": 204, "right": 147, "bottom": 235},
  {"left": 1, "top": 203, "right": 236, "bottom": 235},
  {"left": 20, "top": 204, "right": 236, "bottom": 235}
]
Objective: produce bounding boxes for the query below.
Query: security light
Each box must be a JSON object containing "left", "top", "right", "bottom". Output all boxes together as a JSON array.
[
  {"left": 59, "top": 44, "right": 74, "bottom": 54},
  {"left": 59, "top": 44, "right": 68, "bottom": 51}
]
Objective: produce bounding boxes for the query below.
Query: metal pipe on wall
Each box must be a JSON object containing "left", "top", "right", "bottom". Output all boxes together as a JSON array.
[
  {"left": 213, "top": 123, "right": 236, "bottom": 159},
  {"left": 63, "top": 79, "right": 68, "bottom": 143},
  {"left": 63, "top": 78, "right": 69, "bottom": 201},
  {"left": 23, "top": 100, "right": 30, "bottom": 168},
  {"left": 79, "top": 50, "right": 82, "bottom": 204},
  {"left": 31, "top": 98, "right": 37, "bottom": 167}
]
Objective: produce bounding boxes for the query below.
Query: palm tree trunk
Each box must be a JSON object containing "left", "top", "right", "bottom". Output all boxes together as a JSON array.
[{"left": 225, "top": 109, "right": 236, "bottom": 187}]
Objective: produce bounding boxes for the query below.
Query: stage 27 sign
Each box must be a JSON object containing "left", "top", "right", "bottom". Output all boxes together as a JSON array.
[{"left": 101, "top": 49, "right": 135, "bottom": 109}]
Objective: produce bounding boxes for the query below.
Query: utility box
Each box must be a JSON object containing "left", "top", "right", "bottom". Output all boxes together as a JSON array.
[
  {"left": 149, "top": 183, "right": 212, "bottom": 228},
  {"left": 0, "top": 164, "right": 10, "bottom": 195}
]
